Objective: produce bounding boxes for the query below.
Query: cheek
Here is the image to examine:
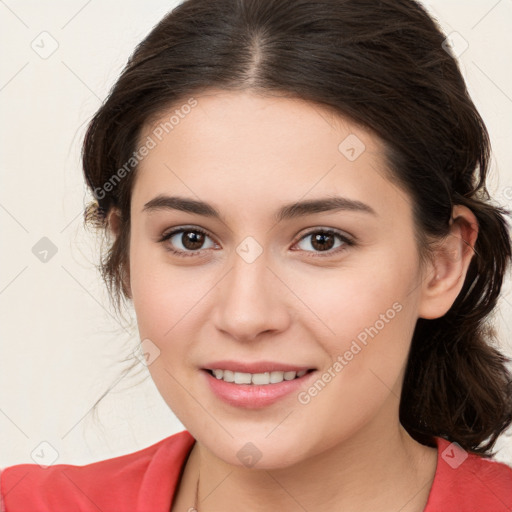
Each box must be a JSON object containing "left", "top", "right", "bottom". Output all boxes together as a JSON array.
[
  {"left": 289, "top": 248, "right": 420, "bottom": 390},
  {"left": 290, "top": 252, "right": 417, "bottom": 341},
  {"left": 289, "top": 268, "right": 419, "bottom": 442},
  {"left": 129, "top": 234, "right": 199, "bottom": 331},
  {"left": 128, "top": 237, "right": 220, "bottom": 382},
  {"left": 128, "top": 245, "right": 206, "bottom": 419}
]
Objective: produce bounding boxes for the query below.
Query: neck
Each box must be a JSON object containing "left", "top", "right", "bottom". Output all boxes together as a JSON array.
[{"left": 177, "top": 418, "right": 437, "bottom": 512}]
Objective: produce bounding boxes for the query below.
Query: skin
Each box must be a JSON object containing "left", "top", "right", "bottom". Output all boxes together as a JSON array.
[{"left": 109, "top": 89, "right": 478, "bottom": 512}]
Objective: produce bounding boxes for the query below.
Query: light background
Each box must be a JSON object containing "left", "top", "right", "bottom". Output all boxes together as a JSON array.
[{"left": 1, "top": 0, "right": 511, "bottom": 468}]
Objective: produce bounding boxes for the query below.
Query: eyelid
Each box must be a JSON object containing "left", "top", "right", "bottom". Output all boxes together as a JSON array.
[
  {"left": 294, "top": 226, "right": 355, "bottom": 245},
  {"left": 159, "top": 225, "right": 213, "bottom": 242}
]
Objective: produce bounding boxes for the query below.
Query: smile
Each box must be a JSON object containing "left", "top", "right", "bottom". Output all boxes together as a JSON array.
[
  {"left": 206, "top": 368, "right": 313, "bottom": 385},
  {"left": 201, "top": 365, "right": 318, "bottom": 409}
]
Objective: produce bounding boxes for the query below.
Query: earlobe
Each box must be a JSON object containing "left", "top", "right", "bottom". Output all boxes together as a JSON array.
[{"left": 418, "top": 205, "right": 479, "bottom": 320}]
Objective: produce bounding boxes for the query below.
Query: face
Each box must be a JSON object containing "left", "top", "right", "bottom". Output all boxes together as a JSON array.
[{"left": 127, "top": 89, "right": 427, "bottom": 468}]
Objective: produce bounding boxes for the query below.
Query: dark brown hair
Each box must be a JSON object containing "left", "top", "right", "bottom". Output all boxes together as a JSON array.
[{"left": 82, "top": 0, "right": 512, "bottom": 454}]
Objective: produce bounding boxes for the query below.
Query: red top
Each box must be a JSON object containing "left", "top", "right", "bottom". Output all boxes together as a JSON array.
[{"left": 1, "top": 430, "right": 511, "bottom": 511}]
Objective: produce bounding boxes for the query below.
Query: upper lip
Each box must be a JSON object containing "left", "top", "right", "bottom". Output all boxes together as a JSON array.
[{"left": 202, "top": 360, "right": 315, "bottom": 373}]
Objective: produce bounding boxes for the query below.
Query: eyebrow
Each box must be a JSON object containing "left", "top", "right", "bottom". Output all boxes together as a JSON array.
[{"left": 142, "top": 194, "right": 377, "bottom": 222}]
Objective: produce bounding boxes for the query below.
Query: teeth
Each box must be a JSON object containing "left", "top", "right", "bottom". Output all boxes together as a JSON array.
[
  {"left": 223, "top": 370, "right": 235, "bottom": 382},
  {"left": 234, "top": 372, "right": 252, "bottom": 384},
  {"left": 270, "top": 371, "right": 285, "bottom": 383},
  {"left": 209, "top": 369, "right": 310, "bottom": 385},
  {"left": 252, "top": 372, "right": 271, "bottom": 385}
]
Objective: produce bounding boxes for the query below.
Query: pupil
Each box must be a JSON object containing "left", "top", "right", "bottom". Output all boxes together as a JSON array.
[
  {"left": 183, "top": 231, "right": 204, "bottom": 250},
  {"left": 312, "top": 233, "right": 334, "bottom": 251}
]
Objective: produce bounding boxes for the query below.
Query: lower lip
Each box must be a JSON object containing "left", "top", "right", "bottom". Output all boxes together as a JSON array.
[{"left": 202, "top": 369, "right": 316, "bottom": 409}]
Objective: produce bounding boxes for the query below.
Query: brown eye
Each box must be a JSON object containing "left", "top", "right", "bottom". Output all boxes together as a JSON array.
[
  {"left": 159, "top": 227, "right": 216, "bottom": 256},
  {"left": 178, "top": 230, "right": 206, "bottom": 250},
  {"left": 294, "top": 229, "right": 354, "bottom": 256}
]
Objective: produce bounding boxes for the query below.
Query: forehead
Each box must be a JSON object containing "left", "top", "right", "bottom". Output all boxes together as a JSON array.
[
  {"left": 144, "top": 89, "right": 379, "bottom": 153},
  {"left": 132, "top": 89, "right": 409, "bottom": 221}
]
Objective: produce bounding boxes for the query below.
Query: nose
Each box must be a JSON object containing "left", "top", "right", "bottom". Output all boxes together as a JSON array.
[{"left": 212, "top": 246, "right": 292, "bottom": 343}]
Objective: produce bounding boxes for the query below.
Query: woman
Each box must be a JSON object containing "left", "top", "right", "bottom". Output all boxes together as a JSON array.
[{"left": 1, "top": 0, "right": 511, "bottom": 511}]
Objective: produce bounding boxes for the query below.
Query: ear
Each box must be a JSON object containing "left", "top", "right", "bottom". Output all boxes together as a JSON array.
[
  {"left": 418, "top": 205, "right": 479, "bottom": 319},
  {"left": 106, "top": 207, "right": 132, "bottom": 299},
  {"left": 106, "top": 207, "right": 122, "bottom": 238}
]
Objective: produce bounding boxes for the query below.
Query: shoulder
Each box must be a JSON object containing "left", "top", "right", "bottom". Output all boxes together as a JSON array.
[
  {"left": 0, "top": 429, "right": 195, "bottom": 512},
  {"left": 425, "top": 437, "right": 512, "bottom": 512}
]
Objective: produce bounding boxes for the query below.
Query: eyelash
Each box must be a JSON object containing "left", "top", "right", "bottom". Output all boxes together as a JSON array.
[{"left": 158, "top": 226, "right": 355, "bottom": 259}]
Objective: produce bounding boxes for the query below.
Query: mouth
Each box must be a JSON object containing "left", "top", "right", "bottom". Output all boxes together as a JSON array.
[
  {"left": 203, "top": 368, "right": 315, "bottom": 385},
  {"left": 200, "top": 362, "right": 318, "bottom": 408}
]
